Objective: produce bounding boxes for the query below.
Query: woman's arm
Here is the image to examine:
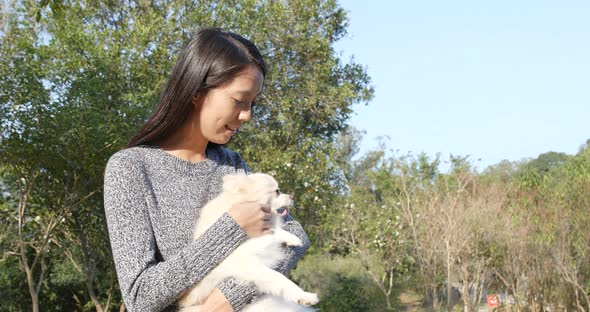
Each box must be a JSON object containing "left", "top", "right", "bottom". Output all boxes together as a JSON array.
[{"left": 104, "top": 152, "right": 248, "bottom": 312}]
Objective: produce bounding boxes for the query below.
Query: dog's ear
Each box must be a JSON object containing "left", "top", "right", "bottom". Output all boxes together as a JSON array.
[{"left": 223, "top": 174, "right": 249, "bottom": 193}]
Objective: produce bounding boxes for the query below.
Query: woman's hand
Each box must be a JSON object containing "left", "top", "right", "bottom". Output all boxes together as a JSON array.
[
  {"left": 200, "top": 288, "right": 234, "bottom": 312},
  {"left": 228, "top": 202, "right": 272, "bottom": 238}
]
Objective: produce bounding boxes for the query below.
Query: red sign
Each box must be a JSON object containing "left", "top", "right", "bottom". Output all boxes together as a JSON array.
[{"left": 487, "top": 294, "right": 499, "bottom": 307}]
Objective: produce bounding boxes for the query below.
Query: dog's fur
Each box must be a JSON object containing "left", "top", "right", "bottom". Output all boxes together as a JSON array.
[{"left": 178, "top": 173, "right": 318, "bottom": 312}]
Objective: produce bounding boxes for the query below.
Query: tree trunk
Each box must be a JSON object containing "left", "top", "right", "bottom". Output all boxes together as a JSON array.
[
  {"left": 461, "top": 281, "right": 470, "bottom": 312},
  {"left": 446, "top": 243, "right": 452, "bottom": 311},
  {"left": 19, "top": 185, "right": 40, "bottom": 312},
  {"left": 80, "top": 229, "right": 103, "bottom": 312},
  {"left": 87, "top": 278, "right": 103, "bottom": 312},
  {"left": 431, "top": 285, "right": 441, "bottom": 311},
  {"left": 25, "top": 266, "right": 38, "bottom": 312},
  {"left": 30, "top": 289, "right": 39, "bottom": 312},
  {"left": 385, "top": 296, "right": 393, "bottom": 310}
]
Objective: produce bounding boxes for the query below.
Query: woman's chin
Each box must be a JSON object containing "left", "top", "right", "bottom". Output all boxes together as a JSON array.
[{"left": 209, "top": 136, "right": 232, "bottom": 145}]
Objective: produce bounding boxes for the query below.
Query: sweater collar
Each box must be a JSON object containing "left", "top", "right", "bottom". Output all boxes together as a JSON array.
[{"left": 137, "top": 144, "right": 221, "bottom": 175}]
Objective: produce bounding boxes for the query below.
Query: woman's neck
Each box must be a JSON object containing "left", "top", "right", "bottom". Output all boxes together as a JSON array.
[{"left": 155, "top": 121, "right": 209, "bottom": 163}]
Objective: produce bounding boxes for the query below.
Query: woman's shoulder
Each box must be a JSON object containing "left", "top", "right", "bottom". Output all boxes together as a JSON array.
[{"left": 105, "top": 146, "right": 147, "bottom": 172}]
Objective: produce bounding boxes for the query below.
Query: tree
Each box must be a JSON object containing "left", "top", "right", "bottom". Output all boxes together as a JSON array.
[
  {"left": 225, "top": 0, "right": 374, "bottom": 233},
  {"left": 1, "top": 0, "right": 373, "bottom": 309},
  {"left": 498, "top": 148, "right": 590, "bottom": 310},
  {"left": 525, "top": 151, "right": 571, "bottom": 175},
  {"left": 578, "top": 138, "right": 590, "bottom": 154},
  {"left": 482, "top": 159, "right": 520, "bottom": 184},
  {"left": 325, "top": 131, "right": 407, "bottom": 310}
]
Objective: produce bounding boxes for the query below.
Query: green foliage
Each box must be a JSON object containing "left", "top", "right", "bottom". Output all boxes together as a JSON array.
[
  {"left": 1, "top": 0, "right": 372, "bottom": 309},
  {"left": 482, "top": 159, "right": 520, "bottom": 184},
  {"left": 498, "top": 146, "right": 590, "bottom": 309},
  {"left": 578, "top": 138, "right": 590, "bottom": 154},
  {"left": 291, "top": 253, "right": 387, "bottom": 311},
  {"left": 0, "top": 205, "right": 30, "bottom": 311},
  {"left": 322, "top": 135, "right": 440, "bottom": 308},
  {"left": 224, "top": 0, "right": 374, "bottom": 232},
  {"left": 526, "top": 151, "right": 572, "bottom": 174},
  {"left": 2, "top": 0, "right": 589, "bottom": 310},
  {"left": 317, "top": 274, "right": 372, "bottom": 311}
]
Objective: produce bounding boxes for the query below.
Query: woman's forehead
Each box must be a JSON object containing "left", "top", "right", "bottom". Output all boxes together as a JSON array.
[{"left": 227, "top": 66, "right": 264, "bottom": 95}]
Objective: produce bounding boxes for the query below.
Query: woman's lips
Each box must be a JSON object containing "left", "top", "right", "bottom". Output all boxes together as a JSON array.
[{"left": 225, "top": 126, "right": 238, "bottom": 134}]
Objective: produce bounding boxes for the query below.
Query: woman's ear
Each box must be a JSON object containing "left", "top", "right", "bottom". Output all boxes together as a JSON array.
[{"left": 192, "top": 94, "right": 201, "bottom": 107}]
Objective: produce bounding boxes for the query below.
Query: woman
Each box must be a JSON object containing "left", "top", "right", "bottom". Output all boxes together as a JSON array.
[{"left": 103, "top": 28, "right": 310, "bottom": 312}]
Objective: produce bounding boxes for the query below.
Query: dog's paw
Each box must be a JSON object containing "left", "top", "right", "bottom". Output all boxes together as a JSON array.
[
  {"left": 284, "top": 237, "right": 303, "bottom": 247},
  {"left": 296, "top": 292, "right": 319, "bottom": 306}
]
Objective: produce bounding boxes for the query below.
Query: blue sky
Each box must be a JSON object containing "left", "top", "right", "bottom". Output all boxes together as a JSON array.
[{"left": 335, "top": 0, "right": 590, "bottom": 170}]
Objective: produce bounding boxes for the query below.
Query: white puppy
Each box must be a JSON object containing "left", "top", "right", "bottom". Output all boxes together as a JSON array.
[{"left": 178, "top": 173, "right": 318, "bottom": 312}]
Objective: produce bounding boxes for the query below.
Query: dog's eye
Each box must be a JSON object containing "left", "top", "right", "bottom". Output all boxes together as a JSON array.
[{"left": 275, "top": 189, "right": 280, "bottom": 195}]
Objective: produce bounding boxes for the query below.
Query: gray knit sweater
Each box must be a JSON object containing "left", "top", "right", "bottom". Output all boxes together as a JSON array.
[{"left": 103, "top": 144, "right": 310, "bottom": 312}]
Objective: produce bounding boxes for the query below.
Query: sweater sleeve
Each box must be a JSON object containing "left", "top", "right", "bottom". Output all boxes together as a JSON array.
[
  {"left": 216, "top": 214, "right": 311, "bottom": 311},
  {"left": 103, "top": 152, "right": 248, "bottom": 312}
]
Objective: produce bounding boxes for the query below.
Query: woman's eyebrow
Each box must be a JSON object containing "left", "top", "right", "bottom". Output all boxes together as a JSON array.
[{"left": 235, "top": 90, "right": 263, "bottom": 97}]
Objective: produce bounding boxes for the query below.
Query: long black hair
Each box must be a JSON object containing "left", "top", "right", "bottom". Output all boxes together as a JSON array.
[{"left": 125, "top": 27, "right": 267, "bottom": 149}]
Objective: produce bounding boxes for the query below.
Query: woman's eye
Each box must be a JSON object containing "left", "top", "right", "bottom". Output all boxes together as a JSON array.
[{"left": 234, "top": 99, "right": 254, "bottom": 109}]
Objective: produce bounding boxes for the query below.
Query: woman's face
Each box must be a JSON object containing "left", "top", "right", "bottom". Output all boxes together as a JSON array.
[{"left": 194, "top": 65, "right": 264, "bottom": 145}]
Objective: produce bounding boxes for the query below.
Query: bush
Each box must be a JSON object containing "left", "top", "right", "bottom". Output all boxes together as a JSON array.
[
  {"left": 316, "top": 274, "right": 371, "bottom": 311},
  {"left": 290, "top": 252, "right": 386, "bottom": 311}
]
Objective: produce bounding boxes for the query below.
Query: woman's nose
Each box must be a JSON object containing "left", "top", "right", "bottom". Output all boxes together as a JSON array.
[{"left": 239, "top": 108, "right": 251, "bottom": 122}]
